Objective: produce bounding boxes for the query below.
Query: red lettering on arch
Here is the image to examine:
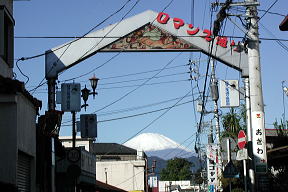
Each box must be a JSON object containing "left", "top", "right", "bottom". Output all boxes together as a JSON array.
[
  {"left": 173, "top": 18, "right": 184, "bottom": 29},
  {"left": 187, "top": 24, "right": 200, "bottom": 35},
  {"left": 202, "top": 29, "right": 213, "bottom": 42},
  {"left": 157, "top": 12, "right": 170, "bottom": 24}
]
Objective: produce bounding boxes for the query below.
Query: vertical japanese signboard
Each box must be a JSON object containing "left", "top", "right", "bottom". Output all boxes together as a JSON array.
[
  {"left": 252, "top": 111, "right": 267, "bottom": 173},
  {"left": 61, "top": 83, "right": 81, "bottom": 112},
  {"left": 80, "top": 114, "right": 97, "bottom": 138},
  {"left": 219, "top": 80, "right": 240, "bottom": 108},
  {"left": 206, "top": 144, "right": 218, "bottom": 191}
]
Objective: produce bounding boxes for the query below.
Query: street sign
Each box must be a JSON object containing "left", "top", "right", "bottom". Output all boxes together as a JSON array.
[
  {"left": 80, "top": 114, "right": 97, "bottom": 138},
  {"left": 219, "top": 80, "right": 240, "bottom": 108},
  {"left": 236, "top": 148, "right": 248, "bottom": 161},
  {"left": 221, "top": 137, "right": 236, "bottom": 152},
  {"left": 206, "top": 144, "right": 219, "bottom": 187},
  {"left": 237, "top": 130, "right": 247, "bottom": 149},
  {"left": 223, "top": 161, "right": 239, "bottom": 178},
  {"left": 61, "top": 83, "right": 81, "bottom": 112},
  {"left": 252, "top": 111, "right": 267, "bottom": 173}
]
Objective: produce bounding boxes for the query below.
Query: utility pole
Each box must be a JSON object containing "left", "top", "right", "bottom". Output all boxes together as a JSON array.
[
  {"left": 48, "top": 78, "right": 57, "bottom": 192},
  {"left": 244, "top": 78, "right": 254, "bottom": 191},
  {"left": 72, "top": 111, "right": 76, "bottom": 148},
  {"left": 213, "top": 0, "right": 266, "bottom": 190},
  {"left": 245, "top": 0, "right": 268, "bottom": 190},
  {"left": 210, "top": 59, "right": 222, "bottom": 191}
]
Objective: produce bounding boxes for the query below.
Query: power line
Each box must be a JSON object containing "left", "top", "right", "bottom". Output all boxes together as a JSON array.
[
  {"left": 92, "top": 52, "right": 183, "bottom": 113},
  {"left": 31, "top": 79, "right": 190, "bottom": 94},
  {"left": 27, "top": 68, "right": 189, "bottom": 90},
  {"left": 58, "top": 0, "right": 176, "bottom": 83},
  {"left": 15, "top": 0, "right": 134, "bottom": 61},
  {"left": 258, "top": 0, "right": 279, "bottom": 22},
  {"left": 60, "top": 92, "right": 197, "bottom": 124},
  {"left": 15, "top": 59, "right": 29, "bottom": 84},
  {"left": 28, "top": 0, "right": 137, "bottom": 94},
  {"left": 259, "top": 22, "right": 288, "bottom": 53},
  {"left": 98, "top": 79, "right": 188, "bottom": 90},
  {"left": 95, "top": 90, "right": 192, "bottom": 171},
  {"left": 97, "top": 94, "right": 196, "bottom": 116},
  {"left": 14, "top": 35, "right": 288, "bottom": 42},
  {"left": 62, "top": 0, "right": 141, "bottom": 76},
  {"left": 117, "top": 90, "right": 192, "bottom": 151},
  {"left": 61, "top": 99, "right": 194, "bottom": 126}
]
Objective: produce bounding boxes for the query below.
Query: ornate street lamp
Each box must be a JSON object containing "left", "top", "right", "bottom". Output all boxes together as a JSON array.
[
  {"left": 81, "top": 75, "right": 99, "bottom": 111},
  {"left": 89, "top": 75, "right": 99, "bottom": 99}
]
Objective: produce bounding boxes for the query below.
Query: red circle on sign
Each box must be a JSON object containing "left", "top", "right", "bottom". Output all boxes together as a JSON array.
[{"left": 237, "top": 130, "right": 247, "bottom": 149}]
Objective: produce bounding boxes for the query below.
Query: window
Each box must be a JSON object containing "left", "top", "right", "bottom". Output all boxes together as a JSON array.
[{"left": 0, "top": 6, "right": 14, "bottom": 67}]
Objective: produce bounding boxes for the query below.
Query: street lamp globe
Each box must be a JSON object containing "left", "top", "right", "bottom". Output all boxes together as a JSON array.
[
  {"left": 89, "top": 75, "right": 99, "bottom": 98},
  {"left": 284, "top": 86, "right": 288, "bottom": 96},
  {"left": 81, "top": 85, "right": 90, "bottom": 111}
]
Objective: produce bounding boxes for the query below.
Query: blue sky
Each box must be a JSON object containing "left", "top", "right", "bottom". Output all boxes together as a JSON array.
[{"left": 13, "top": 0, "right": 288, "bottom": 152}]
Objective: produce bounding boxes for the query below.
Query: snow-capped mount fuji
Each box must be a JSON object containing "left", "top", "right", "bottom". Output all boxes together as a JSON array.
[{"left": 123, "top": 133, "right": 193, "bottom": 160}]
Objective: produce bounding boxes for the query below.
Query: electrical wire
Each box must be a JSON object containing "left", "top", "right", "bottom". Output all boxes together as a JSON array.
[
  {"left": 98, "top": 79, "right": 188, "bottom": 90},
  {"left": 195, "top": 8, "right": 216, "bottom": 154},
  {"left": 61, "top": 99, "right": 194, "bottom": 126},
  {"left": 20, "top": 0, "right": 138, "bottom": 95},
  {"left": 259, "top": 22, "right": 288, "bottom": 53},
  {"left": 61, "top": 0, "right": 141, "bottom": 75},
  {"left": 92, "top": 52, "right": 183, "bottom": 113},
  {"left": 98, "top": 72, "right": 188, "bottom": 85},
  {"left": 27, "top": 71, "right": 193, "bottom": 94},
  {"left": 60, "top": 92, "right": 198, "bottom": 124},
  {"left": 57, "top": 0, "right": 177, "bottom": 83},
  {"left": 15, "top": 0, "right": 134, "bottom": 61},
  {"left": 98, "top": 90, "right": 192, "bottom": 159},
  {"left": 15, "top": 59, "right": 30, "bottom": 84},
  {"left": 14, "top": 34, "right": 288, "bottom": 42},
  {"left": 97, "top": 94, "right": 196, "bottom": 116},
  {"left": 258, "top": 0, "right": 279, "bottom": 22}
]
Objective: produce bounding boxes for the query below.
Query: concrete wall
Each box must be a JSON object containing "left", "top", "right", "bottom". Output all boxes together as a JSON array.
[
  {"left": 96, "top": 160, "right": 146, "bottom": 191},
  {"left": 0, "top": 93, "right": 37, "bottom": 191},
  {"left": 17, "top": 94, "right": 37, "bottom": 192},
  {"left": 0, "top": 95, "right": 17, "bottom": 185},
  {"left": 60, "top": 136, "right": 92, "bottom": 152}
]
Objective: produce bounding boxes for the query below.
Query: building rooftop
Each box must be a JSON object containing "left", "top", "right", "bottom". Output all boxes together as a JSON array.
[
  {"left": 91, "top": 143, "right": 137, "bottom": 156},
  {"left": 0, "top": 76, "right": 42, "bottom": 110}
]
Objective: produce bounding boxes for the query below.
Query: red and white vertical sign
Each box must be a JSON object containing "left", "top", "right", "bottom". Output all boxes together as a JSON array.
[
  {"left": 206, "top": 144, "right": 219, "bottom": 188},
  {"left": 252, "top": 111, "right": 267, "bottom": 173}
]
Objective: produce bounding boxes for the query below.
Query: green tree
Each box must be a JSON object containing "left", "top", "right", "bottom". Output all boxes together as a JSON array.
[
  {"left": 160, "top": 158, "right": 193, "bottom": 181},
  {"left": 193, "top": 170, "right": 204, "bottom": 185},
  {"left": 221, "top": 105, "right": 246, "bottom": 140},
  {"left": 220, "top": 106, "right": 246, "bottom": 191}
]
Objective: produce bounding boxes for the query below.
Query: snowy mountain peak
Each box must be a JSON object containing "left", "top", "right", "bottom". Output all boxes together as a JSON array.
[{"left": 123, "top": 133, "right": 192, "bottom": 152}]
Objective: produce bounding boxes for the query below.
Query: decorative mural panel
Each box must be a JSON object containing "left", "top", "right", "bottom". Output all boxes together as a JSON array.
[{"left": 101, "top": 25, "right": 197, "bottom": 51}]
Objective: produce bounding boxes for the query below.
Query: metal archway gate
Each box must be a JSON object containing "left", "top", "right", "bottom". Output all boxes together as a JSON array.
[
  {"left": 44, "top": 9, "right": 249, "bottom": 192},
  {"left": 45, "top": 10, "right": 248, "bottom": 79}
]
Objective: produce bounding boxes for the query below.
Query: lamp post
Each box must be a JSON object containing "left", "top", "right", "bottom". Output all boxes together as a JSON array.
[{"left": 81, "top": 75, "right": 99, "bottom": 111}]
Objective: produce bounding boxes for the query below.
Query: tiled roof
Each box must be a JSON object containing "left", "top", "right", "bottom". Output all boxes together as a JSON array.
[
  {"left": 96, "top": 180, "right": 128, "bottom": 192},
  {"left": 91, "top": 143, "right": 137, "bottom": 155}
]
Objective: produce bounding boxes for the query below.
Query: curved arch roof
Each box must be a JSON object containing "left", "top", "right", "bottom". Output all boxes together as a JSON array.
[{"left": 45, "top": 10, "right": 248, "bottom": 78}]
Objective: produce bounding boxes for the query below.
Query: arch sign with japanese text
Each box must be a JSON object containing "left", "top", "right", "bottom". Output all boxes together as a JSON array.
[
  {"left": 45, "top": 10, "right": 248, "bottom": 79},
  {"left": 45, "top": 10, "right": 252, "bottom": 190}
]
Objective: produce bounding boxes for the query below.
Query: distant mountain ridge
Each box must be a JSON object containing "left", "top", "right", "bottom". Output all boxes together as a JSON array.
[
  {"left": 124, "top": 133, "right": 202, "bottom": 174},
  {"left": 123, "top": 133, "right": 192, "bottom": 155}
]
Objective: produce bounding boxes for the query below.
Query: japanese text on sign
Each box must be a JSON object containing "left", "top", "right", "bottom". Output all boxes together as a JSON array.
[{"left": 156, "top": 12, "right": 240, "bottom": 51}]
